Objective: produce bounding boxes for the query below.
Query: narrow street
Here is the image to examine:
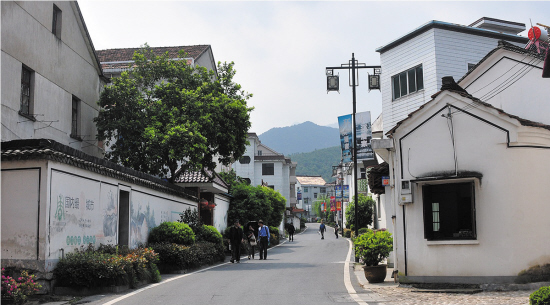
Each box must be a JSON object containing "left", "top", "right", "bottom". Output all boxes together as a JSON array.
[
  {"left": 52, "top": 224, "right": 534, "bottom": 305},
  {"left": 78, "top": 223, "right": 357, "bottom": 305}
]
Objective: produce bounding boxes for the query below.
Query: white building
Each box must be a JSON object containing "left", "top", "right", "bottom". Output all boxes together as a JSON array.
[
  {"left": 1, "top": 1, "right": 199, "bottom": 292},
  {"left": 231, "top": 133, "right": 296, "bottom": 209},
  {"left": 1, "top": 1, "right": 107, "bottom": 157},
  {"left": 295, "top": 175, "right": 329, "bottom": 220},
  {"left": 374, "top": 37, "right": 549, "bottom": 284},
  {"left": 376, "top": 17, "right": 529, "bottom": 135}
]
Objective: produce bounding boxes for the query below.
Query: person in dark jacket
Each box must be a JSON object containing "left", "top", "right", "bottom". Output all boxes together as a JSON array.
[
  {"left": 229, "top": 220, "right": 244, "bottom": 263},
  {"left": 287, "top": 223, "right": 295, "bottom": 241}
]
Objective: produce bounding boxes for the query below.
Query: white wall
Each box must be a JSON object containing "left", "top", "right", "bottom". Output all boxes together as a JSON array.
[
  {"left": 213, "top": 194, "right": 230, "bottom": 233},
  {"left": 389, "top": 92, "right": 550, "bottom": 282},
  {"left": 1, "top": 1, "right": 104, "bottom": 157}
]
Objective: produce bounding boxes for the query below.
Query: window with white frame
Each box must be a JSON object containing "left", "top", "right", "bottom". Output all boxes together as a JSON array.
[
  {"left": 392, "top": 65, "right": 423, "bottom": 100},
  {"left": 422, "top": 182, "right": 476, "bottom": 240}
]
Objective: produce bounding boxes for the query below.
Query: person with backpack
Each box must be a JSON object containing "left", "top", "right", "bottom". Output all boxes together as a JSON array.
[
  {"left": 257, "top": 220, "right": 270, "bottom": 260},
  {"left": 319, "top": 220, "right": 326, "bottom": 239}
]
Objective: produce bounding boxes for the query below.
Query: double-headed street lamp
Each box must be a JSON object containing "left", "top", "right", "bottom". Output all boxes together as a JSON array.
[{"left": 326, "top": 53, "right": 380, "bottom": 240}]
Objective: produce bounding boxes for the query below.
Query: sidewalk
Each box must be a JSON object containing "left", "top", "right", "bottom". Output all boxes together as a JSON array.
[{"left": 352, "top": 264, "right": 534, "bottom": 305}]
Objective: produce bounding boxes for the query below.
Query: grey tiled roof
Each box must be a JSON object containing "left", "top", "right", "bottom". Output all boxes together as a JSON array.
[
  {"left": 172, "top": 168, "right": 228, "bottom": 188},
  {"left": 1, "top": 139, "right": 197, "bottom": 200},
  {"left": 96, "top": 45, "right": 211, "bottom": 71}
]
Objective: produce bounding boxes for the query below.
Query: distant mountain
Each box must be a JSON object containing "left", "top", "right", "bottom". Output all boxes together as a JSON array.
[
  {"left": 288, "top": 146, "right": 341, "bottom": 183},
  {"left": 259, "top": 121, "right": 340, "bottom": 155}
]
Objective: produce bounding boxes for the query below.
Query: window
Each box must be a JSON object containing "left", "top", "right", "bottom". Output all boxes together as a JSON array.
[
  {"left": 20, "top": 66, "right": 33, "bottom": 117},
  {"left": 52, "top": 4, "right": 62, "bottom": 39},
  {"left": 304, "top": 187, "right": 309, "bottom": 193},
  {"left": 71, "top": 96, "right": 81, "bottom": 140},
  {"left": 314, "top": 193, "right": 318, "bottom": 199},
  {"left": 257, "top": 150, "right": 262, "bottom": 156},
  {"left": 304, "top": 198, "right": 309, "bottom": 204},
  {"left": 392, "top": 65, "right": 423, "bottom": 100},
  {"left": 243, "top": 178, "right": 251, "bottom": 185},
  {"left": 360, "top": 167, "right": 367, "bottom": 179},
  {"left": 239, "top": 156, "right": 251, "bottom": 164},
  {"left": 423, "top": 182, "right": 476, "bottom": 240},
  {"left": 320, "top": 187, "right": 326, "bottom": 193},
  {"left": 262, "top": 163, "right": 274, "bottom": 175}
]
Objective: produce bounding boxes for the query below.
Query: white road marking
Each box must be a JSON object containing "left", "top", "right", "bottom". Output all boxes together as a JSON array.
[{"left": 344, "top": 238, "right": 370, "bottom": 305}]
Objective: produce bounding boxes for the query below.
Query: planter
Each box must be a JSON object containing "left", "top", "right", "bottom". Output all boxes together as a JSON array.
[{"left": 362, "top": 264, "right": 387, "bottom": 283}]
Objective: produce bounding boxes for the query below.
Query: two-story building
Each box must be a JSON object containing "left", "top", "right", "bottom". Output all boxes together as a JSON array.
[{"left": 1, "top": 1, "right": 199, "bottom": 292}]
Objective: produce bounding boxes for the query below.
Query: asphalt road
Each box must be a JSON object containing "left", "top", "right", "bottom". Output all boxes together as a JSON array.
[{"left": 82, "top": 223, "right": 361, "bottom": 305}]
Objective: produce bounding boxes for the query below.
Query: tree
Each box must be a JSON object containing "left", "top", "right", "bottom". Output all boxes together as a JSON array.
[
  {"left": 345, "top": 193, "right": 375, "bottom": 230},
  {"left": 227, "top": 184, "right": 286, "bottom": 228},
  {"left": 94, "top": 45, "right": 253, "bottom": 181}
]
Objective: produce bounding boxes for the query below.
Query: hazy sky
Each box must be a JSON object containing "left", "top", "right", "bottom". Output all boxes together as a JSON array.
[{"left": 78, "top": 1, "right": 550, "bottom": 135}]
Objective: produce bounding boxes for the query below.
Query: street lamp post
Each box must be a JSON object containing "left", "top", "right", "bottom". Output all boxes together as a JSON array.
[{"left": 326, "top": 53, "right": 380, "bottom": 241}]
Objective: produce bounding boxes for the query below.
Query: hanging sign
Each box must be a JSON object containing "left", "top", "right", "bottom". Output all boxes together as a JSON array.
[
  {"left": 330, "top": 200, "right": 336, "bottom": 212},
  {"left": 382, "top": 176, "right": 390, "bottom": 186},
  {"left": 336, "top": 201, "right": 342, "bottom": 211},
  {"left": 297, "top": 191, "right": 302, "bottom": 200}
]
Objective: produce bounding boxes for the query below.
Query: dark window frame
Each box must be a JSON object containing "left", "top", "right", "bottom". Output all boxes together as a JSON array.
[
  {"left": 320, "top": 187, "right": 326, "bottom": 193},
  {"left": 19, "top": 65, "right": 35, "bottom": 120},
  {"left": 392, "top": 65, "right": 424, "bottom": 100},
  {"left": 262, "top": 163, "right": 274, "bottom": 175},
  {"left": 52, "top": 4, "right": 62, "bottom": 39},
  {"left": 239, "top": 156, "right": 251, "bottom": 164},
  {"left": 70, "top": 96, "right": 82, "bottom": 141},
  {"left": 422, "top": 182, "right": 476, "bottom": 241}
]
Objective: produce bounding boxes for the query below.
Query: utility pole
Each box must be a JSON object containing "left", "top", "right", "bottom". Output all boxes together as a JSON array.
[{"left": 326, "top": 54, "right": 380, "bottom": 240}]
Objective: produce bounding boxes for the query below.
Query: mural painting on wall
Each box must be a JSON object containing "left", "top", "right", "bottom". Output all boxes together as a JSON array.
[
  {"left": 49, "top": 171, "right": 119, "bottom": 260},
  {"left": 130, "top": 191, "right": 196, "bottom": 248}
]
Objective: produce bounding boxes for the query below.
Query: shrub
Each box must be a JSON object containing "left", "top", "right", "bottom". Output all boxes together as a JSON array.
[
  {"left": 354, "top": 229, "right": 393, "bottom": 266},
  {"left": 517, "top": 264, "right": 550, "bottom": 284},
  {"left": 148, "top": 221, "right": 195, "bottom": 245},
  {"left": 150, "top": 241, "right": 225, "bottom": 272},
  {"left": 53, "top": 245, "right": 160, "bottom": 288},
  {"left": 269, "top": 226, "right": 279, "bottom": 238},
  {"left": 270, "top": 232, "right": 279, "bottom": 246},
  {"left": 1, "top": 268, "right": 42, "bottom": 304},
  {"left": 343, "top": 229, "right": 352, "bottom": 238},
  {"left": 200, "top": 225, "right": 223, "bottom": 245},
  {"left": 530, "top": 286, "right": 550, "bottom": 305}
]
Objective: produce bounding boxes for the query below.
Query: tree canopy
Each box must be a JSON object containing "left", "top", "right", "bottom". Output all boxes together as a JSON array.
[
  {"left": 227, "top": 183, "right": 286, "bottom": 228},
  {"left": 94, "top": 45, "right": 253, "bottom": 181},
  {"left": 345, "top": 193, "right": 375, "bottom": 230}
]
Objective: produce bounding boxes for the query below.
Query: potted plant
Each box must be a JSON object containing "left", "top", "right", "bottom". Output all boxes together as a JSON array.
[{"left": 354, "top": 229, "right": 393, "bottom": 283}]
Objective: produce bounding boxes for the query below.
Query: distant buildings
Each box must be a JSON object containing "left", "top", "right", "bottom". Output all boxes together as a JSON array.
[
  {"left": 295, "top": 175, "right": 330, "bottom": 220},
  {"left": 230, "top": 133, "right": 297, "bottom": 210}
]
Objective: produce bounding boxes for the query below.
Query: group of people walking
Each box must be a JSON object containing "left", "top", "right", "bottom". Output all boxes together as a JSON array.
[
  {"left": 228, "top": 219, "right": 272, "bottom": 263},
  {"left": 318, "top": 220, "right": 339, "bottom": 239}
]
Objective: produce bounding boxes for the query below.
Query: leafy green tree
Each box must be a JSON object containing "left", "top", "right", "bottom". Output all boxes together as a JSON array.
[
  {"left": 94, "top": 45, "right": 253, "bottom": 182},
  {"left": 218, "top": 169, "right": 248, "bottom": 192},
  {"left": 345, "top": 193, "right": 375, "bottom": 230},
  {"left": 227, "top": 184, "right": 286, "bottom": 228}
]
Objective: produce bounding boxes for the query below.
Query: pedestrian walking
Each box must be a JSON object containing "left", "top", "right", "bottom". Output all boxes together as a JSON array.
[
  {"left": 246, "top": 225, "right": 257, "bottom": 259},
  {"left": 319, "top": 220, "right": 326, "bottom": 239},
  {"left": 287, "top": 223, "right": 295, "bottom": 241},
  {"left": 334, "top": 223, "right": 339, "bottom": 239},
  {"left": 257, "top": 220, "right": 270, "bottom": 260},
  {"left": 229, "top": 219, "right": 244, "bottom": 263}
]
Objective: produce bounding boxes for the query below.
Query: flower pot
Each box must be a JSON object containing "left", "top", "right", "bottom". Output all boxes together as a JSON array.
[{"left": 362, "top": 264, "right": 387, "bottom": 283}]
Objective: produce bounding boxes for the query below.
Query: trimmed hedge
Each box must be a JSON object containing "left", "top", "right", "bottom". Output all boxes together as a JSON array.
[
  {"left": 150, "top": 241, "right": 225, "bottom": 272},
  {"left": 148, "top": 221, "right": 195, "bottom": 245},
  {"left": 53, "top": 245, "right": 160, "bottom": 288}
]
